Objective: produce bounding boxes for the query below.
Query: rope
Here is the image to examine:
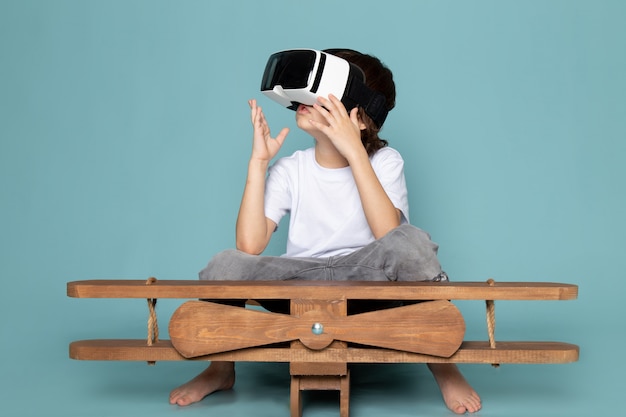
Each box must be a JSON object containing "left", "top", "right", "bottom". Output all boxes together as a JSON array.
[
  {"left": 485, "top": 278, "right": 499, "bottom": 368},
  {"left": 146, "top": 277, "right": 159, "bottom": 365}
]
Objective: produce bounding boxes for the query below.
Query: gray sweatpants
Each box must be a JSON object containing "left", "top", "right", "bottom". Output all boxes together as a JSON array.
[
  {"left": 199, "top": 224, "right": 448, "bottom": 313},
  {"left": 199, "top": 224, "right": 448, "bottom": 283}
]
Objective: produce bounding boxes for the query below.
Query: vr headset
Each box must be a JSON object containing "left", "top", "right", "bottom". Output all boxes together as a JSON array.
[{"left": 260, "top": 49, "right": 389, "bottom": 128}]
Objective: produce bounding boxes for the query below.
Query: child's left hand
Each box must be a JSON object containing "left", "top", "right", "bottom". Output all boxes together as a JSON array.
[{"left": 311, "top": 94, "right": 367, "bottom": 162}]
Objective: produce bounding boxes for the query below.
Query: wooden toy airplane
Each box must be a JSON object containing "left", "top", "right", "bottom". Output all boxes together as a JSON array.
[{"left": 68, "top": 279, "right": 578, "bottom": 417}]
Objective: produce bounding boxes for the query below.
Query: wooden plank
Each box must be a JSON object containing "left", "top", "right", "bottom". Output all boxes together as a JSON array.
[
  {"left": 290, "top": 359, "right": 347, "bottom": 376},
  {"left": 67, "top": 280, "right": 578, "bottom": 301},
  {"left": 69, "top": 340, "right": 579, "bottom": 364},
  {"left": 340, "top": 371, "right": 350, "bottom": 417},
  {"left": 169, "top": 300, "right": 465, "bottom": 358},
  {"left": 297, "top": 375, "right": 342, "bottom": 390},
  {"left": 289, "top": 360, "right": 348, "bottom": 376},
  {"left": 290, "top": 376, "right": 303, "bottom": 417}
]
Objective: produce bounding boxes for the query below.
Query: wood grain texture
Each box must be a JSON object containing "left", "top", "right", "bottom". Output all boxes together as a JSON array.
[
  {"left": 69, "top": 339, "right": 579, "bottom": 364},
  {"left": 67, "top": 280, "right": 578, "bottom": 300},
  {"left": 168, "top": 300, "right": 465, "bottom": 358}
]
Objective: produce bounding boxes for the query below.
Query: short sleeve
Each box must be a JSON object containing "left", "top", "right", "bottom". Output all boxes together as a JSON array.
[
  {"left": 370, "top": 147, "right": 410, "bottom": 223},
  {"left": 264, "top": 158, "right": 293, "bottom": 227}
]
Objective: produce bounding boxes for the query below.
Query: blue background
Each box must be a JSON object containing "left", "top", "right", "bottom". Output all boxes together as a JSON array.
[{"left": 1, "top": 1, "right": 624, "bottom": 416}]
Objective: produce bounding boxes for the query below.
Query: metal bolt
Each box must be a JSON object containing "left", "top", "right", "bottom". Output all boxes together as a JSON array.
[{"left": 311, "top": 322, "right": 324, "bottom": 335}]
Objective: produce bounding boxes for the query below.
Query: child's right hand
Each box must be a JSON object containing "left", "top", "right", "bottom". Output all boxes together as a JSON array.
[{"left": 248, "top": 99, "right": 289, "bottom": 162}]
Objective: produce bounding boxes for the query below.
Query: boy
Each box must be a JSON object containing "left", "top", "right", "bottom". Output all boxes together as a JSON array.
[{"left": 170, "top": 49, "right": 481, "bottom": 414}]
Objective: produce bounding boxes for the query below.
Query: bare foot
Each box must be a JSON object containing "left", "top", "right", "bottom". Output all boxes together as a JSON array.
[
  {"left": 169, "top": 361, "right": 236, "bottom": 406},
  {"left": 428, "top": 363, "right": 481, "bottom": 414}
]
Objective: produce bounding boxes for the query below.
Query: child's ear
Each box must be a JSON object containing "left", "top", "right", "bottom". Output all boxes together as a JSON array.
[{"left": 356, "top": 108, "right": 367, "bottom": 130}]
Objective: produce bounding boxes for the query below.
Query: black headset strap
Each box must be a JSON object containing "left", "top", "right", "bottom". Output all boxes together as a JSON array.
[
  {"left": 343, "top": 75, "right": 389, "bottom": 128},
  {"left": 323, "top": 49, "right": 389, "bottom": 128}
]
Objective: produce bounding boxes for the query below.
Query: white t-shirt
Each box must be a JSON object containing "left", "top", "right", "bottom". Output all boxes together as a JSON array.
[{"left": 264, "top": 146, "right": 409, "bottom": 258}]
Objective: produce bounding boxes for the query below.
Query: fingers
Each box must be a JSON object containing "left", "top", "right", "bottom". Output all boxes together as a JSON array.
[
  {"left": 314, "top": 94, "right": 346, "bottom": 122},
  {"left": 247, "top": 98, "right": 289, "bottom": 160},
  {"left": 249, "top": 98, "right": 256, "bottom": 112},
  {"left": 249, "top": 99, "right": 268, "bottom": 128},
  {"left": 249, "top": 100, "right": 268, "bottom": 134},
  {"left": 275, "top": 127, "right": 290, "bottom": 146},
  {"left": 312, "top": 95, "right": 361, "bottom": 133},
  {"left": 249, "top": 99, "right": 259, "bottom": 125},
  {"left": 313, "top": 94, "right": 359, "bottom": 129}
]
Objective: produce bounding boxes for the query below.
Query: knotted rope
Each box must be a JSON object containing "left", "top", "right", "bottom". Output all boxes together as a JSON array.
[
  {"left": 146, "top": 277, "right": 159, "bottom": 365},
  {"left": 486, "top": 278, "right": 499, "bottom": 368}
]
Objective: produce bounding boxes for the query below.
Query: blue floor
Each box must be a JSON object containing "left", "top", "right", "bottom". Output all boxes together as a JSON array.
[{"left": 3, "top": 352, "right": 598, "bottom": 417}]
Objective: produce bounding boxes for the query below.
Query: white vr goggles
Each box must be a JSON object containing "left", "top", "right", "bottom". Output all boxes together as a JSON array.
[{"left": 260, "top": 49, "right": 389, "bottom": 127}]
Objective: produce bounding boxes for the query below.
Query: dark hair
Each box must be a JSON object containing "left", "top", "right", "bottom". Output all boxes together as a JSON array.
[{"left": 324, "top": 49, "right": 396, "bottom": 156}]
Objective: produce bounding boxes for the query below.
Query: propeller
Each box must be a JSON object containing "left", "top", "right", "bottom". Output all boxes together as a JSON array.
[{"left": 169, "top": 299, "right": 465, "bottom": 358}]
